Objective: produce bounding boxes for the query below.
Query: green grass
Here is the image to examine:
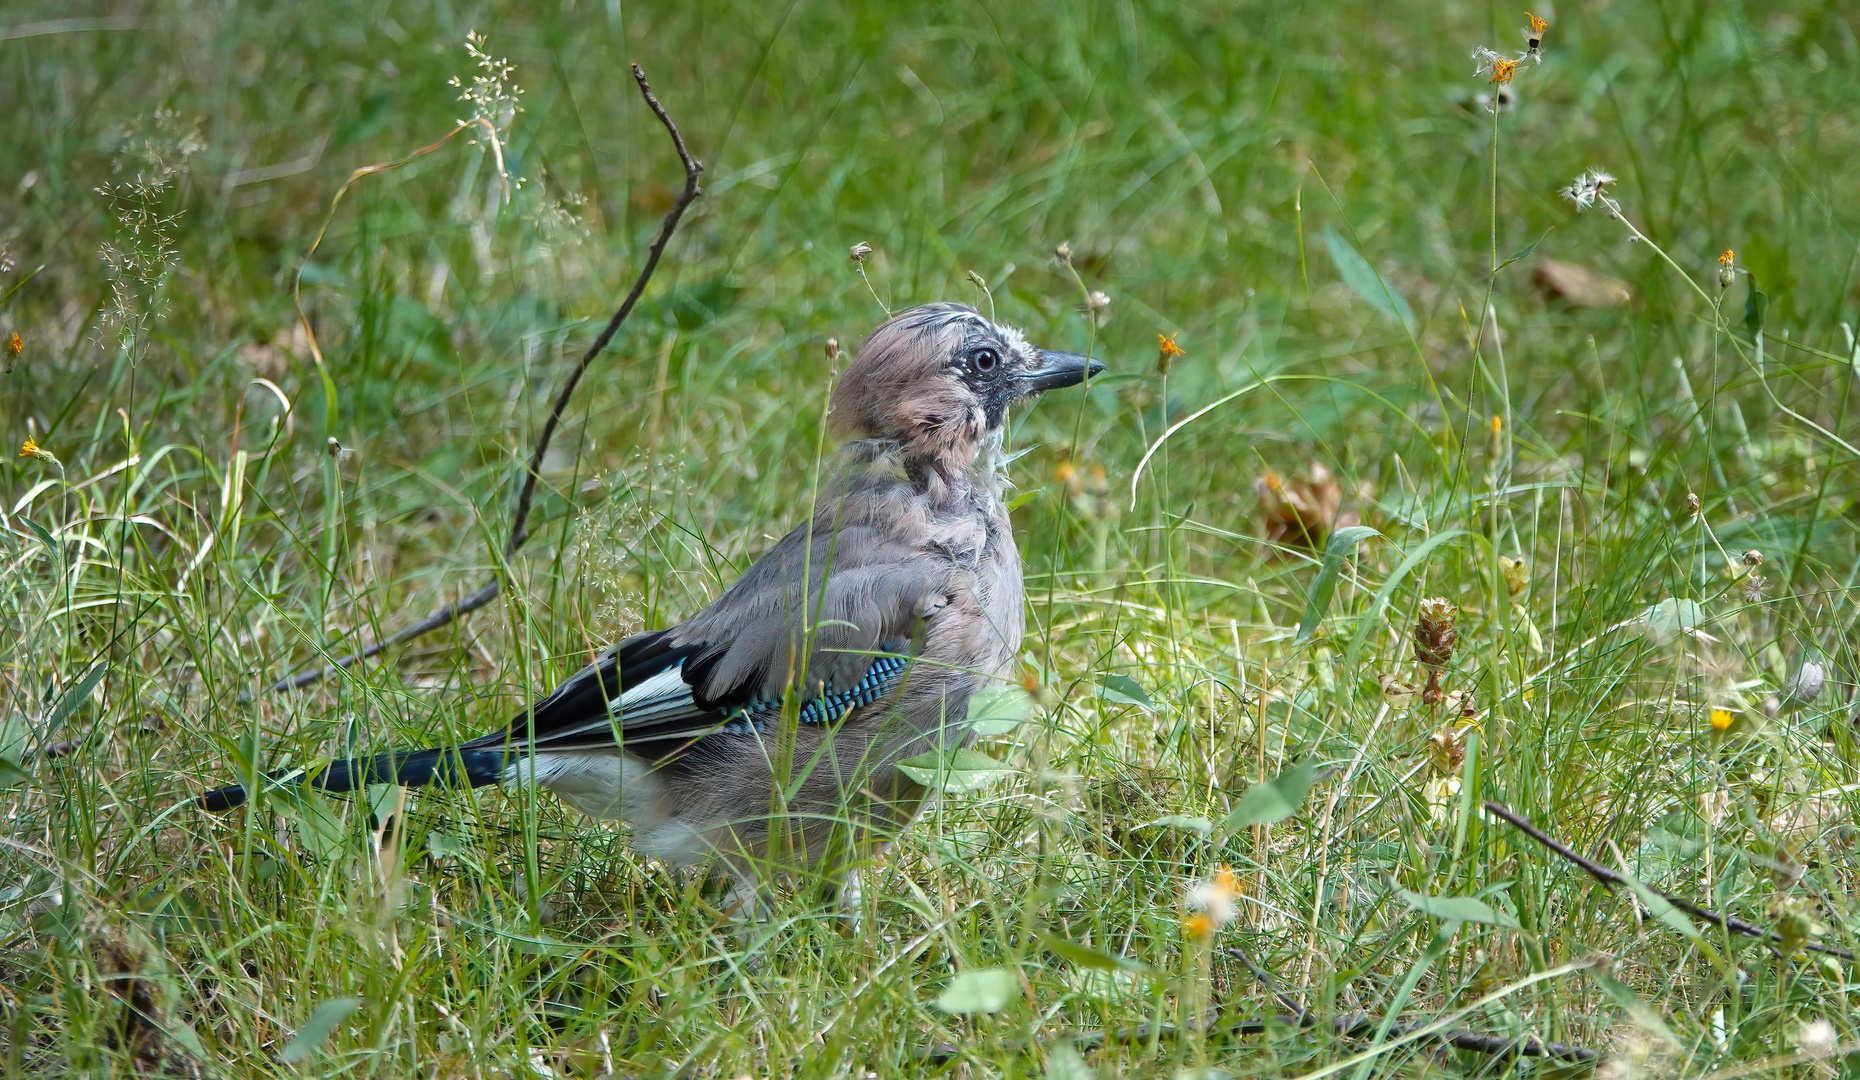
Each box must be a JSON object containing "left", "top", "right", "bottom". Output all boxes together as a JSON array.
[{"left": 5, "top": 0, "right": 1860, "bottom": 1075}]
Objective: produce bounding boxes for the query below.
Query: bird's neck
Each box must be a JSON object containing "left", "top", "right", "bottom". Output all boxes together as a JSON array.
[{"left": 836, "top": 434, "right": 1009, "bottom": 513}]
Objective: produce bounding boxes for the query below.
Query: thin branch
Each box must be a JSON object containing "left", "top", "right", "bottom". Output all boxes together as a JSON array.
[
  {"left": 1222, "top": 942, "right": 1598, "bottom": 1063},
  {"left": 272, "top": 64, "right": 703, "bottom": 693},
  {"left": 1484, "top": 799, "right": 1855, "bottom": 961}
]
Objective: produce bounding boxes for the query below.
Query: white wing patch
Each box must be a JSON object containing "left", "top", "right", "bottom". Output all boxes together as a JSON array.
[{"left": 614, "top": 663, "right": 698, "bottom": 726}]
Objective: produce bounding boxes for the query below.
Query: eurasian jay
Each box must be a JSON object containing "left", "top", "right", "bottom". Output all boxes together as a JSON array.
[{"left": 202, "top": 302, "right": 1102, "bottom": 899}]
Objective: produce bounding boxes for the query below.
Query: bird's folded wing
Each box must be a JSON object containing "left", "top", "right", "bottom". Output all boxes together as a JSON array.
[{"left": 468, "top": 526, "right": 949, "bottom": 757}]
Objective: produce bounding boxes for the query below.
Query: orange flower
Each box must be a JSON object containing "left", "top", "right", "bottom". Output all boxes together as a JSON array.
[
  {"left": 1183, "top": 913, "right": 1214, "bottom": 939},
  {"left": 1157, "top": 332, "right": 1185, "bottom": 374},
  {"left": 1489, "top": 414, "right": 1503, "bottom": 435},
  {"left": 1525, "top": 12, "right": 1548, "bottom": 36},
  {"left": 1709, "top": 708, "right": 1734, "bottom": 733},
  {"left": 1718, "top": 250, "right": 1735, "bottom": 266},
  {"left": 1489, "top": 56, "right": 1518, "bottom": 84},
  {"left": 6, "top": 333, "right": 19, "bottom": 357}
]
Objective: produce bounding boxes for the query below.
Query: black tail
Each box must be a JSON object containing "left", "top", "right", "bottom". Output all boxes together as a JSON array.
[{"left": 198, "top": 747, "right": 510, "bottom": 812}]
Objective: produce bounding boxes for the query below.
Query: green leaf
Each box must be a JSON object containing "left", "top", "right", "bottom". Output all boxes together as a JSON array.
[
  {"left": 45, "top": 662, "right": 107, "bottom": 740},
  {"left": 0, "top": 717, "right": 28, "bottom": 764},
  {"left": 1006, "top": 489, "right": 1041, "bottom": 512},
  {"left": 1593, "top": 972, "right": 1683, "bottom": 1049},
  {"left": 277, "top": 790, "right": 348, "bottom": 860},
  {"left": 1618, "top": 873, "right": 1700, "bottom": 942},
  {"left": 1220, "top": 758, "right": 1319, "bottom": 832},
  {"left": 1744, "top": 274, "right": 1768, "bottom": 337},
  {"left": 896, "top": 748, "right": 1017, "bottom": 793},
  {"left": 1042, "top": 933, "right": 1150, "bottom": 975},
  {"left": 1325, "top": 226, "right": 1415, "bottom": 333},
  {"left": 0, "top": 758, "right": 29, "bottom": 790},
  {"left": 1493, "top": 228, "right": 1553, "bottom": 273},
  {"left": 426, "top": 831, "right": 468, "bottom": 859},
  {"left": 935, "top": 967, "right": 1019, "bottom": 1013},
  {"left": 1139, "top": 814, "right": 1215, "bottom": 835},
  {"left": 23, "top": 518, "right": 60, "bottom": 564},
  {"left": 1098, "top": 673, "right": 1155, "bottom": 711},
  {"left": 1644, "top": 597, "right": 1707, "bottom": 641},
  {"left": 968, "top": 684, "right": 1035, "bottom": 737},
  {"left": 1294, "top": 525, "right": 1381, "bottom": 646},
  {"left": 278, "top": 996, "right": 361, "bottom": 1064},
  {"left": 1046, "top": 1041, "right": 1096, "bottom": 1080},
  {"left": 1398, "top": 888, "right": 1520, "bottom": 929}
]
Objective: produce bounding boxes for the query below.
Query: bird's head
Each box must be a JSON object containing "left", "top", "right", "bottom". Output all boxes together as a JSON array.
[{"left": 830, "top": 303, "right": 1104, "bottom": 468}]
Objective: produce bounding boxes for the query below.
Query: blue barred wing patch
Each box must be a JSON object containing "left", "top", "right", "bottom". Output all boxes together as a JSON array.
[{"left": 718, "top": 653, "right": 912, "bottom": 735}]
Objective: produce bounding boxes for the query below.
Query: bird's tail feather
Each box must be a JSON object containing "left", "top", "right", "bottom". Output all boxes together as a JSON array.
[{"left": 198, "top": 747, "right": 509, "bottom": 812}]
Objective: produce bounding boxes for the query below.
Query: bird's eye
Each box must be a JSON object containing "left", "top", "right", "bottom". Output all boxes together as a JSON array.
[{"left": 971, "top": 348, "right": 999, "bottom": 372}]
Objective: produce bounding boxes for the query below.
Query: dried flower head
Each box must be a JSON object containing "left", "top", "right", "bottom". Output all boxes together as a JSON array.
[
  {"left": 1081, "top": 290, "right": 1111, "bottom": 322},
  {"left": 825, "top": 337, "right": 841, "bottom": 363},
  {"left": 1742, "top": 573, "right": 1767, "bottom": 603},
  {"left": 1414, "top": 598, "right": 1459, "bottom": 669},
  {"left": 1741, "top": 549, "right": 1764, "bottom": 568},
  {"left": 1054, "top": 241, "right": 1074, "bottom": 266},
  {"left": 326, "top": 437, "right": 343, "bottom": 458},
  {"left": 965, "top": 270, "right": 987, "bottom": 289},
  {"left": 1522, "top": 12, "right": 1548, "bottom": 58},
  {"left": 1769, "top": 660, "right": 1828, "bottom": 716},
  {"left": 1183, "top": 867, "right": 1240, "bottom": 937},
  {"left": 1379, "top": 672, "right": 1419, "bottom": 707},
  {"left": 1472, "top": 46, "right": 1523, "bottom": 84},
  {"left": 1429, "top": 725, "right": 1470, "bottom": 772},
  {"left": 1562, "top": 169, "right": 1618, "bottom": 212},
  {"left": 1717, "top": 249, "right": 1736, "bottom": 289},
  {"left": 1157, "top": 332, "right": 1184, "bottom": 375},
  {"left": 848, "top": 241, "right": 873, "bottom": 264},
  {"left": 1499, "top": 555, "right": 1527, "bottom": 596},
  {"left": 19, "top": 438, "right": 59, "bottom": 466},
  {"left": 1255, "top": 461, "right": 1345, "bottom": 551},
  {"left": 1415, "top": 597, "right": 1459, "bottom": 705},
  {"left": 1685, "top": 491, "right": 1701, "bottom": 515}
]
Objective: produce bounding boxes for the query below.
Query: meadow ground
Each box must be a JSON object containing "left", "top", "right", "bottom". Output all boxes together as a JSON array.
[{"left": 5, "top": 1, "right": 1860, "bottom": 1075}]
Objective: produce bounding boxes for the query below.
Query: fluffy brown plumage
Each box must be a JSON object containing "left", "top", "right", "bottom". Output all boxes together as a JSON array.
[{"left": 201, "top": 302, "right": 1102, "bottom": 912}]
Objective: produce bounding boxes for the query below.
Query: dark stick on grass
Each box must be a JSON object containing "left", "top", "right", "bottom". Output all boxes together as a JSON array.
[
  {"left": 1221, "top": 942, "right": 1598, "bottom": 1063},
  {"left": 1484, "top": 799, "right": 1855, "bottom": 961},
  {"left": 271, "top": 64, "right": 703, "bottom": 693}
]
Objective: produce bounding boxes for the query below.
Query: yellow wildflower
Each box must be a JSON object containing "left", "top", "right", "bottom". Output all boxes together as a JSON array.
[
  {"left": 6, "top": 333, "right": 19, "bottom": 357},
  {"left": 1183, "top": 912, "right": 1214, "bottom": 939},
  {"left": 1157, "top": 332, "right": 1184, "bottom": 375},
  {"left": 20, "top": 438, "right": 60, "bottom": 466},
  {"left": 1490, "top": 414, "right": 1503, "bottom": 435},
  {"left": 1709, "top": 708, "right": 1733, "bottom": 733}
]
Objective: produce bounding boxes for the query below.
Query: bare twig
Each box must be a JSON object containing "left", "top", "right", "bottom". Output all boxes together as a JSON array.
[
  {"left": 1222, "top": 942, "right": 1598, "bottom": 1062},
  {"left": 1484, "top": 800, "right": 1855, "bottom": 961},
  {"left": 272, "top": 65, "right": 703, "bottom": 693}
]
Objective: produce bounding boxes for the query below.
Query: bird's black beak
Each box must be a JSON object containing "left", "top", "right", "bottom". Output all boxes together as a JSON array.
[{"left": 1020, "top": 350, "right": 1106, "bottom": 394}]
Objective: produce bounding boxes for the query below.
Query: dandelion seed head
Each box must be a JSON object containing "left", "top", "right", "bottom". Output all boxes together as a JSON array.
[
  {"left": 1798, "top": 1019, "right": 1837, "bottom": 1061},
  {"left": 1562, "top": 169, "right": 1617, "bottom": 212}
]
